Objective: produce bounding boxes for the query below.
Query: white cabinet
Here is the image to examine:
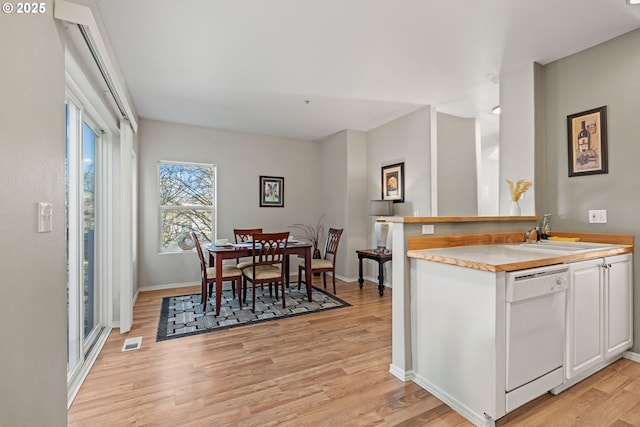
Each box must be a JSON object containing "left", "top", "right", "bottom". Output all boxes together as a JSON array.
[
  {"left": 565, "top": 254, "right": 633, "bottom": 380},
  {"left": 605, "top": 254, "right": 633, "bottom": 358}
]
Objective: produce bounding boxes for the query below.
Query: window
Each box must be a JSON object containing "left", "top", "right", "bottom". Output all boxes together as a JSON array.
[{"left": 159, "top": 161, "right": 216, "bottom": 252}]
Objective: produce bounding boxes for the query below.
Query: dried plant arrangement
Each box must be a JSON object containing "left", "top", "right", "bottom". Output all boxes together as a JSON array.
[
  {"left": 289, "top": 213, "right": 325, "bottom": 258},
  {"left": 506, "top": 179, "right": 533, "bottom": 202}
]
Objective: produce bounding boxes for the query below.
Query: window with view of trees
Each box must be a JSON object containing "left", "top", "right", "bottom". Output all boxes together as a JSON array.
[{"left": 159, "top": 161, "right": 215, "bottom": 251}]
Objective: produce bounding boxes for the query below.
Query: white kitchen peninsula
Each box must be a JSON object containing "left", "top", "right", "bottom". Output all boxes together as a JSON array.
[
  {"left": 387, "top": 216, "right": 539, "bottom": 383},
  {"left": 404, "top": 233, "right": 633, "bottom": 427}
]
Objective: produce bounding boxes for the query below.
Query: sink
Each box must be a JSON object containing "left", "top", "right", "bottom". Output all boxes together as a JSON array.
[{"left": 504, "top": 240, "right": 621, "bottom": 255}]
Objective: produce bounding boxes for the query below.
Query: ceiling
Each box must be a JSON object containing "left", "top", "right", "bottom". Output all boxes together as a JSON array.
[{"left": 94, "top": 0, "right": 640, "bottom": 141}]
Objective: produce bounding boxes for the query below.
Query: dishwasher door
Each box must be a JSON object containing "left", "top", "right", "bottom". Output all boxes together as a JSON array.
[{"left": 506, "top": 266, "right": 569, "bottom": 393}]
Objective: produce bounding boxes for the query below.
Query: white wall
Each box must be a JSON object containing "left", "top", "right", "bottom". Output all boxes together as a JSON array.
[
  {"left": 499, "top": 63, "right": 536, "bottom": 215},
  {"left": 437, "top": 112, "right": 478, "bottom": 216},
  {"left": 0, "top": 9, "right": 68, "bottom": 426},
  {"left": 137, "top": 119, "right": 323, "bottom": 288},
  {"left": 478, "top": 141, "right": 500, "bottom": 216}
]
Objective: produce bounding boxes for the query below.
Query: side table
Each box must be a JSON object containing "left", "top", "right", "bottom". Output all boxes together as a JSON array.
[{"left": 356, "top": 249, "right": 392, "bottom": 296}]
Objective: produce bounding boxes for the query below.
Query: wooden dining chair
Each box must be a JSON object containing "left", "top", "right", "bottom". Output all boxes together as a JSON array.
[
  {"left": 233, "top": 228, "right": 263, "bottom": 269},
  {"left": 191, "top": 232, "right": 243, "bottom": 310},
  {"left": 298, "top": 228, "right": 343, "bottom": 294},
  {"left": 241, "top": 231, "right": 289, "bottom": 313}
]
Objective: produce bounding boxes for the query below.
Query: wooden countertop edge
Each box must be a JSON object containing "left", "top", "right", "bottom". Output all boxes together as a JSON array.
[
  {"left": 407, "top": 246, "right": 633, "bottom": 272},
  {"left": 407, "top": 231, "right": 635, "bottom": 251},
  {"left": 389, "top": 216, "right": 539, "bottom": 224}
]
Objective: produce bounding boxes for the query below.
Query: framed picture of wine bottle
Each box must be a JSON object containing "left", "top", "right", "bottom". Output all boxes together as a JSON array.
[{"left": 567, "top": 106, "right": 608, "bottom": 177}]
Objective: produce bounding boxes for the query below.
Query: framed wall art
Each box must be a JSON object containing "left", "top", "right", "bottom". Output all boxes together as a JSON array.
[
  {"left": 567, "top": 106, "right": 608, "bottom": 177},
  {"left": 259, "top": 175, "right": 284, "bottom": 207},
  {"left": 381, "top": 162, "right": 404, "bottom": 203}
]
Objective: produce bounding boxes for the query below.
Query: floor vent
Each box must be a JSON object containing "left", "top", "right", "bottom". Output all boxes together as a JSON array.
[{"left": 121, "top": 336, "right": 142, "bottom": 352}]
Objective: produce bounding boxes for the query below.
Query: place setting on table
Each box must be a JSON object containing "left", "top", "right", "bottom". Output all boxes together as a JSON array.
[{"left": 156, "top": 231, "right": 350, "bottom": 342}]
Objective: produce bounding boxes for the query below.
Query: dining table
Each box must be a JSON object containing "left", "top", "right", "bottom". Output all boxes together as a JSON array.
[{"left": 206, "top": 240, "right": 313, "bottom": 315}]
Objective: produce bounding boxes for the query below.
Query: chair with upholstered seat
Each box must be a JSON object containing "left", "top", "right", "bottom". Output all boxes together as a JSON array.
[
  {"left": 191, "top": 232, "right": 243, "bottom": 311},
  {"left": 298, "top": 228, "right": 343, "bottom": 294},
  {"left": 233, "top": 228, "right": 263, "bottom": 269},
  {"left": 241, "top": 231, "right": 289, "bottom": 313}
]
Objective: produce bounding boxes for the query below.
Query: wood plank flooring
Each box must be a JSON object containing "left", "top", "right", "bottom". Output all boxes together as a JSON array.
[{"left": 68, "top": 277, "right": 640, "bottom": 426}]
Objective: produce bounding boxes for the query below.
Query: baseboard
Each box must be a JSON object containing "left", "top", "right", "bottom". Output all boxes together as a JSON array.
[
  {"left": 336, "top": 273, "right": 355, "bottom": 283},
  {"left": 413, "top": 373, "right": 495, "bottom": 427},
  {"left": 138, "top": 276, "right": 391, "bottom": 293},
  {"left": 361, "top": 276, "right": 392, "bottom": 287},
  {"left": 389, "top": 364, "right": 415, "bottom": 382},
  {"left": 624, "top": 350, "right": 640, "bottom": 363},
  {"left": 552, "top": 354, "right": 629, "bottom": 394},
  {"left": 333, "top": 273, "right": 384, "bottom": 285},
  {"left": 138, "top": 281, "right": 199, "bottom": 292}
]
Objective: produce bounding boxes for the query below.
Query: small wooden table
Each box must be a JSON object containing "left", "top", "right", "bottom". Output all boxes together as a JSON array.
[{"left": 356, "top": 249, "right": 392, "bottom": 296}]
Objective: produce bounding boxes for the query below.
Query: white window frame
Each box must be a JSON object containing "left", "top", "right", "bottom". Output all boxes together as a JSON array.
[
  {"left": 158, "top": 160, "right": 217, "bottom": 253},
  {"left": 65, "top": 85, "right": 113, "bottom": 407}
]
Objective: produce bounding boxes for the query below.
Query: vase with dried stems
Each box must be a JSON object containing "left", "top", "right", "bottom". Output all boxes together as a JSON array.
[
  {"left": 506, "top": 179, "right": 532, "bottom": 216},
  {"left": 289, "top": 213, "right": 325, "bottom": 259}
]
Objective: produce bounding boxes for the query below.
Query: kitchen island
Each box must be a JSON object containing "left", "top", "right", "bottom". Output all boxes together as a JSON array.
[{"left": 406, "top": 235, "right": 633, "bottom": 427}]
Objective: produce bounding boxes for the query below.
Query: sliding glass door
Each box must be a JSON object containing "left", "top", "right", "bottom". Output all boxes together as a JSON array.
[{"left": 66, "top": 97, "right": 103, "bottom": 380}]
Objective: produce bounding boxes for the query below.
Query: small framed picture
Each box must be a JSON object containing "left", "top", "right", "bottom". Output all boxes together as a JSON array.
[
  {"left": 567, "top": 106, "right": 608, "bottom": 177},
  {"left": 381, "top": 162, "right": 404, "bottom": 203},
  {"left": 259, "top": 175, "right": 284, "bottom": 207}
]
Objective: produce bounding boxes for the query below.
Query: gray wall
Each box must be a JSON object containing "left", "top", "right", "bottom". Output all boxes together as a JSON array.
[
  {"left": 367, "top": 107, "right": 433, "bottom": 218},
  {"left": 0, "top": 7, "right": 68, "bottom": 426},
  {"left": 344, "top": 130, "right": 369, "bottom": 279},
  {"left": 437, "top": 112, "right": 478, "bottom": 216},
  {"left": 137, "top": 119, "right": 324, "bottom": 288},
  {"left": 540, "top": 28, "right": 640, "bottom": 351},
  {"left": 318, "top": 129, "right": 369, "bottom": 280},
  {"left": 366, "top": 107, "right": 432, "bottom": 282},
  {"left": 319, "top": 131, "right": 350, "bottom": 277}
]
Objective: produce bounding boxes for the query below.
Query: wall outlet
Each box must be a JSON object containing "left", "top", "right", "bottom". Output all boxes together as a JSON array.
[
  {"left": 422, "top": 224, "right": 435, "bottom": 234},
  {"left": 588, "top": 209, "right": 607, "bottom": 224}
]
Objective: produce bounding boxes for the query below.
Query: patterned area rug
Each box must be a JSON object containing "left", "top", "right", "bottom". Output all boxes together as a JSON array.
[{"left": 157, "top": 284, "right": 350, "bottom": 341}]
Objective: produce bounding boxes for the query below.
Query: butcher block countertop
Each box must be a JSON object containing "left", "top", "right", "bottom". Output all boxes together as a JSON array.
[{"left": 407, "top": 232, "right": 634, "bottom": 272}]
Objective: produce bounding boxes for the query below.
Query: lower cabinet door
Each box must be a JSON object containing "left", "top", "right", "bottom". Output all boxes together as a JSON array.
[
  {"left": 605, "top": 254, "right": 633, "bottom": 358},
  {"left": 566, "top": 259, "right": 604, "bottom": 379}
]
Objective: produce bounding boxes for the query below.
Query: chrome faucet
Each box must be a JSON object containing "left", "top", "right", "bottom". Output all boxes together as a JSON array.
[
  {"left": 524, "top": 226, "right": 540, "bottom": 243},
  {"left": 541, "top": 213, "right": 551, "bottom": 239}
]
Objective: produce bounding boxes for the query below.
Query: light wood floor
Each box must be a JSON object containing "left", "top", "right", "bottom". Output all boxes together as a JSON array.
[{"left": 68, "top": 277, "right": 640, "bottom": 426}]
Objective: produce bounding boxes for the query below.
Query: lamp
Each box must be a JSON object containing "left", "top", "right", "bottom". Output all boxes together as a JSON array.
[{"left": 370, "top": 200, "right": 394, "bottom": 252}]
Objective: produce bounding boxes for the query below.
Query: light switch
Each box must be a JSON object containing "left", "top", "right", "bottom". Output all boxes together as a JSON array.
[{"left": 38, "top": 202, "right": 52, "bottom": 233}]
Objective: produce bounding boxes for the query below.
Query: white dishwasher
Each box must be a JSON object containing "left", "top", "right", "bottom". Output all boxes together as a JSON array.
[{"left": 505, "top": 264, "right": 569, "bottom": 412}]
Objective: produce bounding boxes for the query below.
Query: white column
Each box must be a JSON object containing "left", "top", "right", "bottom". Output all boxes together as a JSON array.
[{"left": 119, "top": 120, "right": 134, "bottom": 333}]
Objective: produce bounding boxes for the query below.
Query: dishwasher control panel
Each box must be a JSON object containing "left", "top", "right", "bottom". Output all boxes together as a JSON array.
[{"left": 506, "top": 265, "right": 569, "bottom": 303}]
